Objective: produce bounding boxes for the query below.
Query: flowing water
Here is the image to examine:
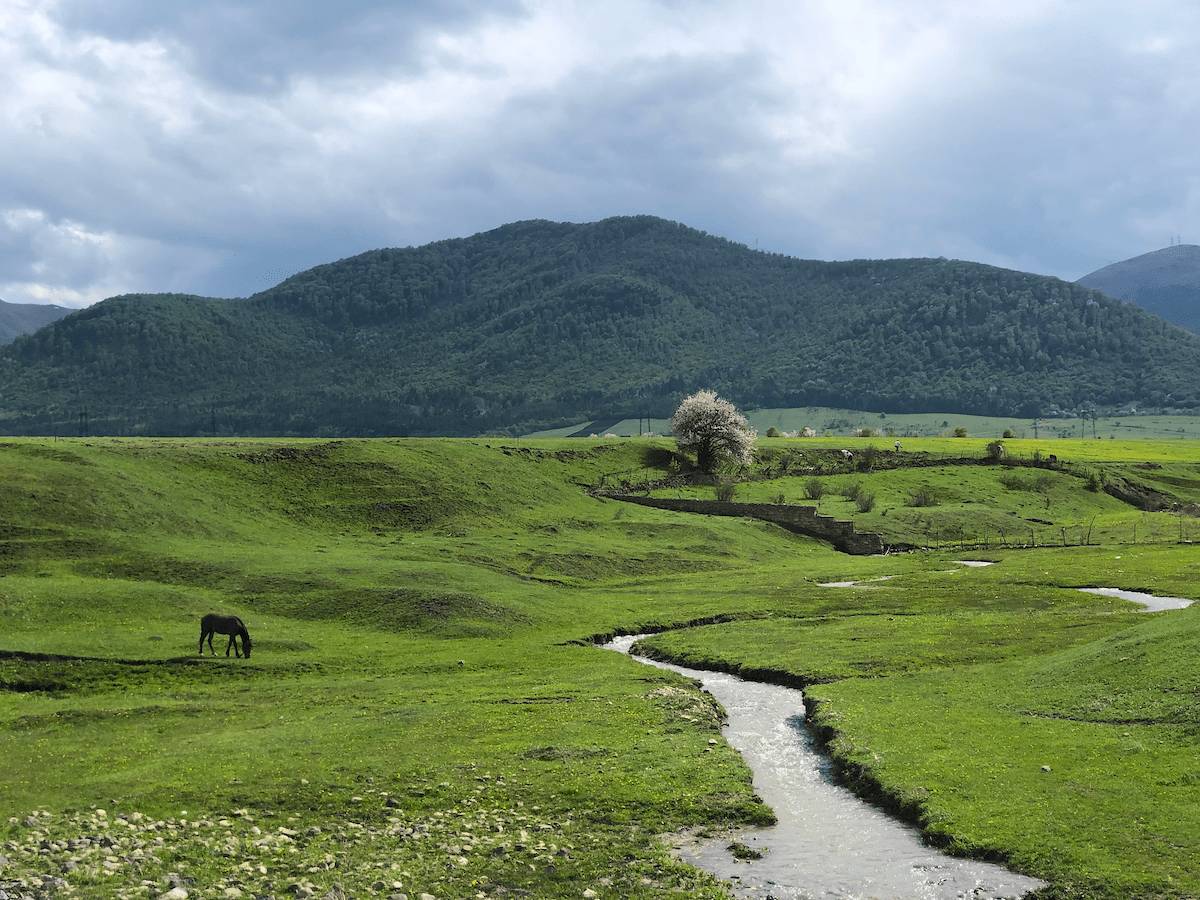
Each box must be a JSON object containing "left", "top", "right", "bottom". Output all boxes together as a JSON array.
[
  {"left": 603, "top": 636, "right": 1045, "bottom": 900},
  {"left": 1075, "top": 587, "right": 1193, "bottom": 612}
]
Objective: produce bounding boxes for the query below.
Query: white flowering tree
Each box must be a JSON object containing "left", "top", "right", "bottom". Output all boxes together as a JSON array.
[{"left": 670, "top": 390, "right": 757, "bottom": 474}]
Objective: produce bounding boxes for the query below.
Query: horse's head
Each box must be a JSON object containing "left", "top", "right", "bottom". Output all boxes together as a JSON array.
[{"left": 242, "top": 630, "right": 252, "bottom": 658}]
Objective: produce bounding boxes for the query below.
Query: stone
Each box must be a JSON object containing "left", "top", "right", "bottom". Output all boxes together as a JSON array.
[{"left": 163, "top": 889, "right": 189, "bottom": 900}]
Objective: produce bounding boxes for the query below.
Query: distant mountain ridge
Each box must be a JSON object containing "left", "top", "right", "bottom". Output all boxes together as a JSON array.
[
  {"left": 2, "top": 215, "right": 1200, "bottom": 437},
  {"left": 0, "top": 298, "right": 74, "bottom": 344},
  {"left": 1078, "top": 245, "right": 1200, "bottom": 331}
]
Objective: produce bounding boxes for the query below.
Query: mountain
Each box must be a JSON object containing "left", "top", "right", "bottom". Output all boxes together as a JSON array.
[
  {"left": 3, "top": 215, "right": 1200, "bottom": 437},
  {"left": 0, "top": 298, "right": 74, "bottom": 344},
  {"left": 1077, "top": 245, "right": 1200, "bottom": 332}
]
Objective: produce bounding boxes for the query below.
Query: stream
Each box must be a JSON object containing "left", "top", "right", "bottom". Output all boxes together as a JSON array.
[{"left": 603, "top": 635, "right": 1046, "bottom": 900}]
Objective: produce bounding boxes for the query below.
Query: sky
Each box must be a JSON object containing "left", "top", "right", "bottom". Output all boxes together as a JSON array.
[{"left": 3, "top": 0, "right": 1198, "bottom": 309}]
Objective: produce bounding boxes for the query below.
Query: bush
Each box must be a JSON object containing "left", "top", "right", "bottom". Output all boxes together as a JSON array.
[
  {"left": 1003, "top": 428, "right": 1015, "bottom": 439},
  {"left": 907, "top": 487, "right": 937, "bottom": 507},
  {"left": 855, "top": 492, "right": 876, "bottom": 513},
  {"left": 803, "top": 478, "right": 825, "bottom": 500},
  {"left": 953, "top": 427, "right": 969, "bottom": 437},
  {"left": 839, "top": 481, "right": 863, "bottom": 500},
  {"left": 766, "top": 426, "right": 780, "bottom": 438},
  {"left": 715, "top": 482, "right": 737, "bottom": 502},
  {"left": 856, "top": 445, "right": 879, "bottom": 472},
  {"left": 986, "top": 440, "right": 1004, "bottom": 460}
]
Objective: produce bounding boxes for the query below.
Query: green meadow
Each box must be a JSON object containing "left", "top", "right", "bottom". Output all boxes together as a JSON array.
[
  {"left": 2, "top": 435, "right": 1200, "bottom": 899},
  {"left": 532, "top": 407, "right": 1200, "bottom": 441}
]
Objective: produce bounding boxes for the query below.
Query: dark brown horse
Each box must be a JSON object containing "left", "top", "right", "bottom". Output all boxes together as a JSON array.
[{"left": 199, "top": 613, "right": 252, "bottom": 658}]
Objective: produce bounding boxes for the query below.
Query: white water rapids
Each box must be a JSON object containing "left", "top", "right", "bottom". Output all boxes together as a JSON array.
[{"left": 604, "top": 635, "right": 1045, "bottom": 900}]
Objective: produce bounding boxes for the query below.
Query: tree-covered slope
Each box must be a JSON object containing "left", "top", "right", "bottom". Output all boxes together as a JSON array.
[
  {"left": 0, "top": 298, "right": 73, "bottom": 345},
  {"left": 1077, "top": 244, "right": 1200, "bottom": 332},
  {"left": 3, "top": 216, "right": 1199, "bottom": 436}
]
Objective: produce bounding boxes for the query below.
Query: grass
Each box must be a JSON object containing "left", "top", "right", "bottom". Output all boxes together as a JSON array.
[
  {"left": 2, "top": 434, "right": 1200, "bottom": 898},
  {"left": 528, "top": 406, "right": 1200, "bottom": 440}
]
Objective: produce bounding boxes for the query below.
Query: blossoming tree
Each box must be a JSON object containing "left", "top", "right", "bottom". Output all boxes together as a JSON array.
[{"left": 670, "top": 389, "right": 757, "bottom": 474}]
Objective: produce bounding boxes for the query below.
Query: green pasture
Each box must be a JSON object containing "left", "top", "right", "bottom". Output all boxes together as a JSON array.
[
  {"left": 2, "top": 435, "right": 1200, "bottom": 898},
  {"left": 531, "top": 406, "right": 1200, "bottom": 441}
]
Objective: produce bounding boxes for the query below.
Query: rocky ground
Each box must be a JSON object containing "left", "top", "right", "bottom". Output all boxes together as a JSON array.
[{"left": 1, "top": 793, "right": 593, "bottom": 900}]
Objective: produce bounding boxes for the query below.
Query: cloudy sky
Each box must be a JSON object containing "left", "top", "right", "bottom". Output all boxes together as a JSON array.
[{"left": 3, "top": 0, "right": 1198, "bottom": 308}]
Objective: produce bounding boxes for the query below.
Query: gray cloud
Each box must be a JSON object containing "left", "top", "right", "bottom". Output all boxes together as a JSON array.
[{"left": 2, "top": 0, "right": 1198, "bottom": 307}]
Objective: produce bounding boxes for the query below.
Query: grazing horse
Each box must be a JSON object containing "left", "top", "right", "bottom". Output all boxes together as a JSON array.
[{"left": 199, "top": 613, "right": 252, "bottom": 658}]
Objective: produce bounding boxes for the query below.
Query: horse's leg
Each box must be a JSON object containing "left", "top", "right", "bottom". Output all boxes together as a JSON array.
[
  {"left": 199, "top": 628, "right": 206, "bottom": 656},
  {"left": 225, "top": 634, "right": 234, "bottom": 657}
]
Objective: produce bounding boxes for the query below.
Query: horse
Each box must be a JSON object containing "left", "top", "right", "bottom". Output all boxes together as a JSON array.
[{"left": 199, "top": 613, "right": 252, "bottom": 658}]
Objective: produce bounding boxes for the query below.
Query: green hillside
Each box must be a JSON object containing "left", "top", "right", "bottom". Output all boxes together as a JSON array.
[
  {"left": 4, "top": 436, "right": 1200, "bottom": 898},
  {"left": 3, "top": 216, "right": 1200, "bottom": 437}
]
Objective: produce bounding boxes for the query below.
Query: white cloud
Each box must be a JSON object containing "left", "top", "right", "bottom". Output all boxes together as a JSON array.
[{"left": 2, "top": 0, "right": 1198, "bottom": 306}]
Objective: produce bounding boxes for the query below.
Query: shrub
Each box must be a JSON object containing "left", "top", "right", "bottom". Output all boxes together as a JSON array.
[
  {"left": 715, "top": 482, "right": 737, "bottom": 502},
  {"left": 856, "top": 445, "right": 879, "bottom": 472},
  {"left": 953, "top": 427, "right": 969, "bottom": 438},
  {"left": 855, "top": 492, "right": 876, "bottom": 513},
  {"left": 803, "top": 478, "right": 825, "bottom": 500},
  {"left": 907, "top": 487, "right": 937, "bottom": 507},
  {"left": 766, "top": 426, "right": 780, "bottom": 438},
  {"left": 839, "top": 481, "right": 863, "bottom": 500},
  {"left": 1003, "top": 428, "right": 1015, "bottom": 439}
]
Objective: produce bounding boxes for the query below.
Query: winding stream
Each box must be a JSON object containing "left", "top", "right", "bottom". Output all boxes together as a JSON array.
[{"left": 603, "top": 636, "right": 1045, "bottom": 900}]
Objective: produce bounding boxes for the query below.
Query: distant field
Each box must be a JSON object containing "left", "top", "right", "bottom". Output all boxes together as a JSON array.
[{"left": 529, "top": 407, "right": 1200, "bottom": 440}]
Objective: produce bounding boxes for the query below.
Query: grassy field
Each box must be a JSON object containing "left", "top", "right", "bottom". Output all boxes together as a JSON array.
[
  {"left": 2, "top": 435, "right": 1200, "bottom": 898},
  {"left": 529, "top": 406, "right": 1200, "bottom": 440}
]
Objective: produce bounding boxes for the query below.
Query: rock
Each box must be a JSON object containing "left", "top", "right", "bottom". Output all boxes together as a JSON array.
[
  {"left": 163, "top": 889, "right": 189, "bottom": 900},
  {"left": 584, "top": 891, "right": 598, "bottom": 899},
  {"left": 1041, "top": 765, "right": 1051, "bottom": 772}
]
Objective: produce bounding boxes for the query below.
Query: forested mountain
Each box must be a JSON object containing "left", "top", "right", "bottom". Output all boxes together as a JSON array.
[
  {"left": 0, "top": 298, "right": 73, "bottom": 345},
  {"left": 1077, "top": 244, "right": 1200, "bottom": 332},
  {"left": 3, "top": 215, "right": 1200, "bottom": 437}
]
